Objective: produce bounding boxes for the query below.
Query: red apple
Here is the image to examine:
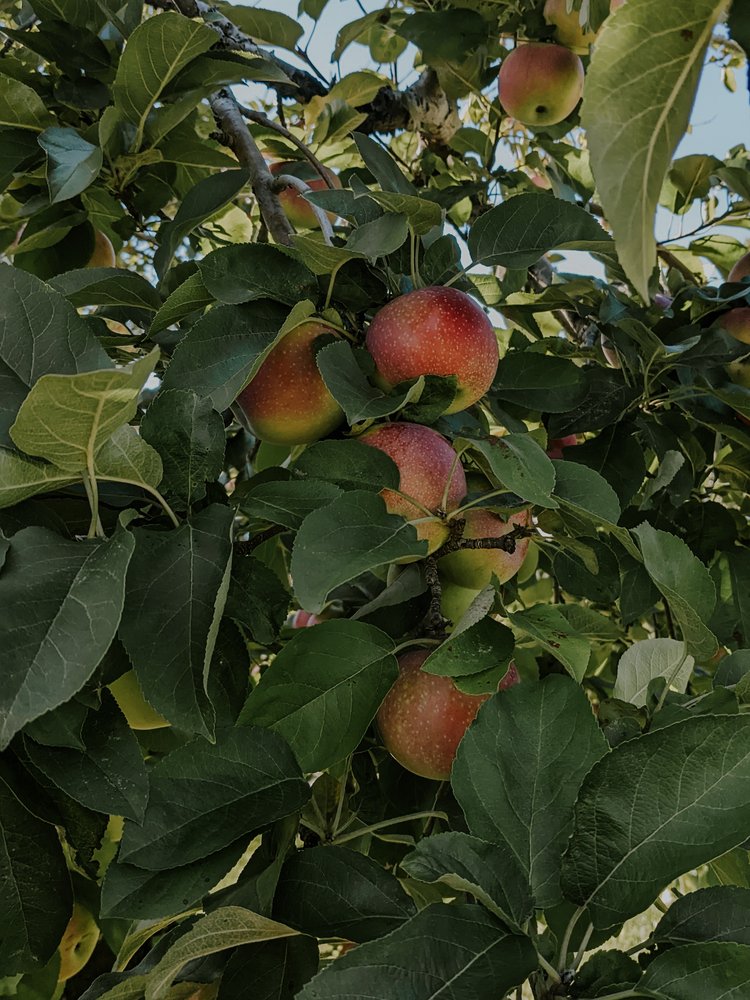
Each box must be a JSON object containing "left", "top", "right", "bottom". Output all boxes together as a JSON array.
[
  {"left": 365, "top": 286, "right": 499, "bottom": 414},
  {"left": 57, "top": 903, "right": 99, "bottom": 982},
  {"left": 728, "top": 252, "right": 750, "bottom": 283},
  {"left": 498, "top": 43, "right": 584, "bottom": 128},
  {"left": 270, "top": 161, "right": 340, "bottom": 231},
  {"left": 291, "top": 610, "right": 320, "bottom": 628},
  {"left": 377, "top": 650, "right": 519, "bottom": 780},
  {"left": 439, "top": 508, "right": 531, "bottom": 589},
  {"left": 237, "top": 321, "right": 344, "bottom": 446},
  {"left": 544, "top": 0, "right": 597, "bottom": 51},
  {"left": 546, "top": 434, "right": 578, "bottom": 459},
  {"left": 360, "top": 422, "right": 467, "bottom": 554}
]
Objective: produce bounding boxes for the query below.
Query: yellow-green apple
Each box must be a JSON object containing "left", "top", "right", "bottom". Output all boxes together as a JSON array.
[
  {"left": 546, "top": 434, "right": 578, "bottom": 459},
  {"left": 544, "top": 0, "right": 597, "bottom": 51},
  {"left": 439, "top": 579, "right": 483, "bottom": 624},
  {"left": 57, "top": 903, "right": 99, "bottom": 982},
  {"left": 87, "top": 229, "right": 116, "bottom": 267},
  {"left": 236, "top": 321, "right": 344, "bottom": 446},
  {"left": 109, "top": 670, "right": 169, "bottom": 731},
  {"left": 728, "top": 252, "right": 750, "bottom": 283},
  {"left": 365, "top": 286, "right": 499, "bottom": 414},
  {"left": 270, "top": 161, "right": 341, "bottom": 231},
  {"left": 377, "top": 650, "right": 520, "bottom": 780},
  {"left": 439, "top": 508, "right": 531, "bottom": 589},
  {"left": 498, "top": 43, "right": 584, "bottom": 127},
  {"left": 360, "top": 422, "right": 467, "bottom": 554}
]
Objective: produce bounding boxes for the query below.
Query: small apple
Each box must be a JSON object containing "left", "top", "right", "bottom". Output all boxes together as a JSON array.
[
  {"left": 377, "top": 650, "right": 520, "bottom": 780},
  {"left": 498, "top": 43, "right": 584, "bottom": 128},
  {"left": 365, "top": 286, "right": 499, "bottom": 414},
  {"left": 728, "top": 252, "right": 750, "bottom": 283},
  {"left": 87, "top": 229, "right": 116, "bottom": 268},
  {"left": 360, "top": 422, "right": 467, "bottom": 554},
  {"left": 439, "top": 508, "right": 531, "bottom": 589},
  {"left": 717, "top": 307, "right": 750, "bottom": 347},
  {"left": 291, "top": 610, "right": 320, "bottom": 628},
  {"left": 57, "top": 903, "right": 99, "bottom": 982},
  {"left": 109, "top": 670, "right": 169, "bottom": 731},
  {"left": 439, "top": 579, "right": 483, "bottom": 624},
  {"left": 546, "top": 434, "right": 578, "bottom": 459},
  {"left": 270, "top": 161, "right": 341, "bottom": 231},
  {"left": 544, "top": 0, "right": 597, "bottom": 51},
  {"left": 236, "top": 321, "right": 344, "bottom": 446}
]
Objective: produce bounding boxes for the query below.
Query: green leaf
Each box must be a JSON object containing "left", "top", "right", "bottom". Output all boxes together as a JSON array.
[
  {"left": 198, "top": 244, "right": 317, "bottom": 306},
  {"left": 113, "top": 12, "right": 217, "bottom": 146},
  {"left": 119, "top": 504, "right": 233, "bottom": 740},
  {"left": 119, "top": 726, "right": 309, "bottom": 871},
  {"left": 218, "top": 937, "right": 319, "bottom": 1000},
  {"left": 633, "top": 523, "right": 718, "bottom": 659},
  {"left": 273, "top": 846, "right": 415, "bottom": 941},
  {"left": 150, "top": 271, "right": 213, "bottom": 335},
  {"left": 220, "top": 5, "right": 303, "bottom": 48},
  {"left": 239, "top": 620, "right": 397, "bottom": 772},
  {"left": 316, "top": 342, "right": 424, "bottom": 424},
  {"left": 10, "top": 350, "right": 158, "bottom": 473},
  {"left": 365, "top": 192, "right": 442, "bottom": 235},
  {"left": 224, "top": 556, "right": 290, "bottom": 645},
  {"left": 453, "top": 676, "right": 607, "bottom": 909},
  {"left": 422, "top": 616, "right": 515, "bottom": 682},
  {"left": 23, "top": 690, "right": 148, "bottom": 822},
  {"left": 581, "top": 0, "right": 725, "bottom": 299},
  {"left": 492, "top": 353, "right": 587, "bottom": 412},
  {"left": 144, "top": 906, "right": 299, "bottom": 1000},
  {"left": 346, "top": 213, "right": 410, "bottom": 259},
  {"left": 290, "top": 491, "right": 427, "bottom": 613},
  {"left": 232, "top": 479, "right": 342, "bottom": 530},
  {"left": 652, "top": 887, "right": 750, "bottom": 947},
  {"left": 613, "top": 638, "right": 694, "bottom": 707},
  {"left": 468, "top": 194, "right": 611, "bottom": 269},
  {"left": 353, "top": 132, "right": 415, "bottom": 195},
  {"left": 508, "top": 605, "right": 591, "bottom": 682},
  {"left": 561, "top": 715, "right": 750, "bottom": 928},
  {"left": 0, "top": 777, "right": 72, "bottom": 976},
  {"left": 635, "top": 942, "right": 750, "bottom": 999},
  {"left": 551, "top": 459, "right": 621, "bottom": 525},
  {"left": 38, "top": 127, "right": 102, "bottom": 203},
  {"left": 291, "top": 439, "right": 399, "bottom": 493},
  {"left": 289, "top": 235, "right": 366, "bottom": 276},
  {"left": 0, "top": 264, "right": 110, "bottom": 448},
  {"left": 0, "top": 73, "right": 54, "bottom": 132},
  {"left": 0, "top": 448, "right": 77, "bottom": 509},
  {"left": 94, "top": 425, "right": 164, "bottom": 492},
  {"left": 140, "top": 390, "right": 225, "bottom": 508},
  {"left": 50, "top": 268, "right": 161, "bottom": 311},
  {"left": 401, "top": 831, "right": 534, "bottom": 932},
  {"left": 298, "top": 903, "right": 536, "bottom": 1000},
  {"left": 0, "top": 524, "right": 134, "bottom": 750},
  {"left": 457, "top": 433, "right": 557, "bottom": 507}
]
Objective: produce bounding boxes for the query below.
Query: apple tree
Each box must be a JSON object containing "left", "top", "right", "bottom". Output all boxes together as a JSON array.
[{"left": 1, "top": 0, "right": 750, "bottom": 997}]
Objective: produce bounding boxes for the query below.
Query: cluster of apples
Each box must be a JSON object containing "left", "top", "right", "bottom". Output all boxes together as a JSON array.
[{"left": 497, "top": 0, "right": 625, "bottom": 128}]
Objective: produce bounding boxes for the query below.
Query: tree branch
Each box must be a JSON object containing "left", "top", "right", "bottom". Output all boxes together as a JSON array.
[{"left": 237, "top": 105, "right": 335, "bottom": 186}]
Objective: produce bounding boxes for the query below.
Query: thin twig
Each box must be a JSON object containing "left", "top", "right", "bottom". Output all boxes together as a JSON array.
[{"left": 657, "top": 248, "right": 702, "bottom": 285}]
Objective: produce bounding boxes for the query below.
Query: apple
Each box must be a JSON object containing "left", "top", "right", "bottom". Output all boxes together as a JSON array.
[
  {"left": 360, "top": 422, "right": 467, "bottom": 554},
  {"left": 291, "top": 610, "right": 321, "bottom": 627},
  {"left": 728, "top": 252, "right": 750, "bottom": 283},
  {"left": 109, "top": 670, "right": 169, "bottom": 731},
  {"left": 377, "top": 650, "right": 520, "bottom": 780},
  {"left": 365, "top": 286, "right": 499, "bottom": 414},
  {"left": 439, "top": 579, "right": 483, "bottom": 624},
  {"left": 87, "top": 229, "right": 116, "bottom": 268},
  {"left": 270, "top": 161, "right": 340, "bottom": 231},
  {"left": 544, "top": 0, "right": 597, "bottom": 51},
  {"left": 600, "top": 333, "right": 621, "bottom": 369},
  {"left": 57, "top": 903, "right": 99, "bottom": 982},
  {"left": 717, "top": 307, "right": 750, "bottom": 347},
  {"left": 498, "top": 43, "right": 584, "bottom": 128},
  {"left": 439, "top": 508, "right": 531, "bottom": 589},
  {"left": 546, "top": 434, "right": 578, "bottom": 459},
  {"left": 236, "top": 321, "right": 344, "bottom": 446}
]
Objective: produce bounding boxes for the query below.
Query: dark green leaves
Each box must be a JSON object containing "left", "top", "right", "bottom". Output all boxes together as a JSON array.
[
  {"left": 636, "top": 942, "right": 750, "bottom": 999},
  {"left": 493, "top": 353, "right": 587, "bottom": 412},
  {"left": 453, "top": 676, "right": 608, "bottom": 908},
  {"left": 274, "top": 846, "right": 416, "bottom": 942},
  {"left": 458, "top": 433, "right": 556, "bottom": 507},
  {"left": 118, "top": 726, "right": 309, "bottom": 870},
  {"left": 38, "top": 126, "right": 102, "bottom": 203},
  {"left": 198, "top": 244, "right": 317, "bottom": 306},
  {"left": 298, "top": 904, "right": 536, "bottom": 1000},
  {"left": 0, "top": 525, "right": 134, "bottom": 749},
  {"left": 239, "top": 620, "right": 397, "bottom": 772},
  {"left": 561, "top": 715, "right": 750, "bottom": 928},
  {"left": 652, "top": 887, "right": 750, "bottom": 947},
  {"left": 317, "top": 342, "right": 424, "bottom": 424},
  {"left": 292, "top": 439, "right": 399, "bottom": 492}
]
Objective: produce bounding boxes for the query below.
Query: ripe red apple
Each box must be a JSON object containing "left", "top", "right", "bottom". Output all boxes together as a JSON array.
[
  {"left": 377, "top": 650, "right": 520, "bottom": 780},
  {"left": 546, "top": 434, "right": 578, "bottom": 459},
  {"left": 365, "top": 286, "right": 499, "bottom": 414},
  {"left": 57, "top": 903, "right": 99, "bottom": 982},
  {"left": 109, "top": 670, "right": 169, "bottom": 731},
  {"left": 291, "top": 610, "right": 320, "bottom": 628},
  {"left": 270, "top": 161, "right": 341, "bottom": 231},
  {"left": 237, "top": 321, "right": 344, "bottom": 446},
  {"left": 360, "top": 422, "right": 467, "bottom": 554},
  {"left": 498, "top": 43, "right": 584, "bottom": 128},
  {"left": 728, "top": 252, "right": 750, "bottom": 283},
  {"left": 544, "top": 0, "right": 597, "bottom": 51},
  {"left": 439, "top": 508, "right": 531, "bottom": 589},
  {"left": 87, "top": 229, "right": 116, "bottom": 268}
]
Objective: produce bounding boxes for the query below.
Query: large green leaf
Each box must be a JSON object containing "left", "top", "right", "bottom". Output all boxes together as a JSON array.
[
  {"left": 561, "top": 715, "right": 750, "bottom": 928},
  {"left": 453, "top": 676, "right": 607, "bottom": 909},
  {"left": 613, "top": 638, "right": 694, "bottom": 707},
  {"left": 0, "top": 73, "right": 54, "bottom": 132},
  {"left": 581, "top": 0, "right": 725, "bottom": 299},
  {"left": 507, "top": 605, "right": 591, "bottom": 683},
  {"left": 652, "top": 887, "right": 750, "bottom": 947},
  {"left": 457, "top": 433, "right": 556, "bottom": 508},
  {"left": 50, "top": 268, "right": 161, "bottom": 311},
  {"left": 635, "top": 942, "right": 750, "bottom": 999},
  {"left": 0, "top": 448, "right": 77, "bottom": 509},
  {"left": 198, "top": 244, "right": 317, "bottom": 306},
  {"left": 317, "top": 342, "right": 425, "bottom": 424},
  {"left": 38, "top": 126, "right": 102, "bottom": 203},
  {"left": 492, "top": 353, "right": 587, "bottom": 413},
  {"left": 239, "top": 620, "right": 397, "bottom": 772},
  {"left": 218, "top": 937, "right": 319, "bottom": 1000},
  {"left": 118, "top": 726, "right": 309, "bottom": 871},
  {"left": 232, "top": 479, "right": 343, "bottom": 530},
  {"left": 0, "top": 524, "right": 134, "bottom": 750}
]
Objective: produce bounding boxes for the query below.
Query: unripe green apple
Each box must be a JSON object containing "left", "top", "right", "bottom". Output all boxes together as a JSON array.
[
  {"left": 237, "top": 321, "right": 344, "bottom": 446},
  {"left": 439, "top": 579, "right": 483, "bottom": 624},
  {"left": 57, "top": 903, "right": 99, "bottom": 982},
  {"left": 728, "top": 251, "right": 750, "bottom": 283},
  {"left": 498, "top": 43, "right": 584, "bottom": 128},
  {"left": 365, "top": 286, "right": 499, "bottom": 414},
  {"left": 377, "top": 650, "right": 520, "bottom": 780},
  {"left": 109, "top": 670, "right": 169, "bottom": 731},
  {"left": 360, "top": 422, "right": 467, "bottom": 554},
  {"left": 439, "top": 508, "right": 531, "bottom": 589},
  {"left": 87, "top": 229, "right": 116, "bottom": 268},
  {"left": 270, "top": 161, "right": 341, "bottom": 231},
  {"left": 544, "top": 0, "right": 597, "bottom": 51}
]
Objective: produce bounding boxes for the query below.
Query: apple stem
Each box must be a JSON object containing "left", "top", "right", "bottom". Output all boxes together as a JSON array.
[
  {"left": 409, "top": 229, "right": 423, "bottom": 289},
  {"left": 556, "top": 904, "right": 585, "bottom": 970},
  {"left": 82, "top": 469, "right": 105, "bottom": 539},
  {"left": 536, "top": 953, "right": 562, "bottom": 985}
]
